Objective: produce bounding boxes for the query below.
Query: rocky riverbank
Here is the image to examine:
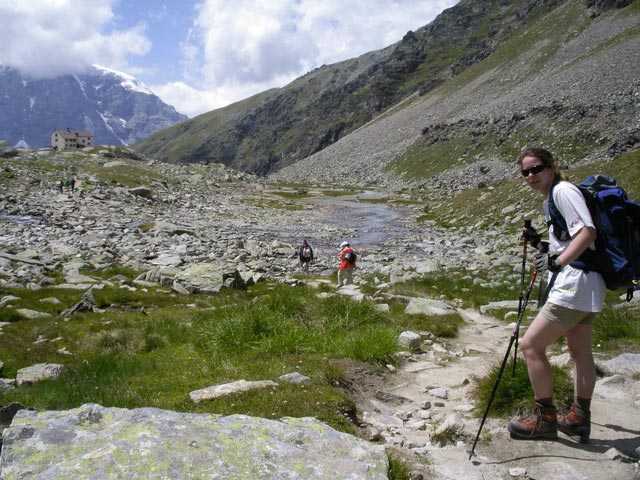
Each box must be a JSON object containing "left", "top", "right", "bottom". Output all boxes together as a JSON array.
[{"left": 0, "top": 146, "right": 520, "bottom": 294}]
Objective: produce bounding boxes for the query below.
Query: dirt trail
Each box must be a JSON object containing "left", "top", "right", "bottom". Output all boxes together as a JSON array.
[{"left": 354, "top": 305, "right": 640, "bottom": 479}]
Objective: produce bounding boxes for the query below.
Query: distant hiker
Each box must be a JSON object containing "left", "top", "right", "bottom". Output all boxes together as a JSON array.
[
  {"left": 70, "top": 177, "right": 76, "bottom": 193},
  {"left": 58, "top": 180, "right": 64, "bottom": 193},
  {"left": 337, "top": 241, "right": 356, "bottom": 287},
  {"left": 508, "top": 147, "right": 604, "bottom": 444},
  {"left": 298, "top": 240, "right": 314, "bottom": 272}
]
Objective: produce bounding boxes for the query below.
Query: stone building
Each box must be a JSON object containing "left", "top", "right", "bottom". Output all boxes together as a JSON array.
[{"left": 51, "top": 129, "right": 93, "bottom": 150}]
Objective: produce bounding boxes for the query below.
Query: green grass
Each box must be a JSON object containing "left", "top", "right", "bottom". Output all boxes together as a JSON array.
[
  {"left": 387, "top": 453, "right": 414, "bottom": 480},
  {"left": 320, "top": 188, "right": 361, "bottom": 197},
  {"left": 389, "top": 136, "right": 472, "bottom": 180},
  {"left": 408, "top": 148, "right": 640, "bottom": 234},
  {"left": 0, "top": 280, "right": 415, "bottom": 433},
  {"left": 86, "top": 162, "right": 166, "bottom": 189},
  {"left": 470, "top": 360, "right": 574, "bottom": 418},
  {"left": 593, "top": 301, "right": 640, "bottom": 352},
  {"left": 382, "top": 269, "right": 518, "bottom": 310},
  {"left": 269, "top": 189, "right": 313, "bottom": 200}
]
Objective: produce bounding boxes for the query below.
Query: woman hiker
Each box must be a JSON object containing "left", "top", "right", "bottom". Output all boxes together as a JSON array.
[{"left": 508, "top": 147, "right": 605, "bottom": 444}]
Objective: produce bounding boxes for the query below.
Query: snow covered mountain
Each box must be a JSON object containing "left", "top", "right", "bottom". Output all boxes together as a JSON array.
[{"left": 0, "top": 65, "right": 187, "bottom": 149}]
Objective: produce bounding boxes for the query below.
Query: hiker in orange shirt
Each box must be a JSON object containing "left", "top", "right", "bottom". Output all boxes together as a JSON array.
[{"left": 337, "top": 241, "right": 356, "bottom": 287}]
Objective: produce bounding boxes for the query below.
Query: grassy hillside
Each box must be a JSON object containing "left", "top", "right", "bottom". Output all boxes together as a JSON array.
[{"left": 421, "top": 149, "right": 640, "bottom": 235}]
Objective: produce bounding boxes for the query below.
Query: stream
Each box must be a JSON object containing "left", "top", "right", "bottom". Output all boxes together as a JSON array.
[{"left": 300, "top": 191, "right": 411, "bottom": 250}]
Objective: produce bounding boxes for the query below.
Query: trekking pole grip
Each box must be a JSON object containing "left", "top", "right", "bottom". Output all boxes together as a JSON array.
[{"left": 513, "top": 217, "right": 531, "bottom": 375}]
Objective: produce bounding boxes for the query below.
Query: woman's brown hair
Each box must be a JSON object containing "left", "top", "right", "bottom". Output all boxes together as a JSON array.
[{"left": 517, "top": 147, "right": 569, "bottom": 182}]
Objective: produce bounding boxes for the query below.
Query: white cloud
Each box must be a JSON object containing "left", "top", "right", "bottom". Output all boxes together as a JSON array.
[
  {"left": 151, "top": 74, "right": 295, "bottom": 118},
  {"left": 189, "top": 0, "right": 459, "bottom": 86},
  {"left": 0, "top": 0, "right": 150, "bottom": 78},
  {"left": 168, "top": 0, "right": 459, "bottom": 116},
  {"left": 0, "top": 0, "right": 459, "bottom": 117}
]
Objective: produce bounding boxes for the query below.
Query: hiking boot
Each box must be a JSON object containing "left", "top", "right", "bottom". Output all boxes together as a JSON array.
[
  {"left": 558, "top": 403, "right": 590, "bottom": 444},
  {"left": 508, "top": 401, "right": 557, "bottom": 440}
]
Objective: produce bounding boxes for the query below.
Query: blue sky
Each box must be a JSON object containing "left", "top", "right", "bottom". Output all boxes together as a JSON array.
[
  {"left": 0, "top": 0, "right": 459, "bottom": 118},
  {"left": 110, "top": 1, "right": 196, "bottom": 85}
]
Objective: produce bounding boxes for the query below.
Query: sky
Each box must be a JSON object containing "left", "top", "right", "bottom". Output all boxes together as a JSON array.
[{"left": 0, "top": 0, "right": 459, "bottom": 118}]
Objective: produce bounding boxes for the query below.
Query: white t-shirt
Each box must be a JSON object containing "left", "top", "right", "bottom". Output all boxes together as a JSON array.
[{"left": 543, "top": 181, "right": 606, "bottom": 312}]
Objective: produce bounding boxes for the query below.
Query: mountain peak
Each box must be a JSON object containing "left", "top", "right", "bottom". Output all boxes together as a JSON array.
[
  {"left": 0, "top": 66, "right": 187, "bottom": 149},
  {"left": 91, "top": 64, "right": 155, "bottom": 96}
]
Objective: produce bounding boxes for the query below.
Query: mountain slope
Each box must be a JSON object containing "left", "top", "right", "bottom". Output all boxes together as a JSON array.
[
  {"left": 133, "top": 0, "right": 639, "bottom": 188},
  {"left": 135, "top": 0, "right": 572, "bottom": 174},
  {"left": 272, "top": 0, "right": 640, "bottom": 190},
  {"left": 0, "top": 65, "right": 188, "bottom": 149}
]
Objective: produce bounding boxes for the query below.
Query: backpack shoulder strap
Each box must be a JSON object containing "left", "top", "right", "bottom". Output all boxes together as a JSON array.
[
  {"left": 547, "top": 181, "right": 571, "bottom": 242},
  {"left": 551, "top": 178, "right": 603, "bottom": 272}
]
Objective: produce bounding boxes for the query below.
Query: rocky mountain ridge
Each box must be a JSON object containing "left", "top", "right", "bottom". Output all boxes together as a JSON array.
[
  {"left": 135, "top": 0, "right": 639, "bottom": 191},
  {"left": 135, "top": 0, "right": 565, "bottom": 172},
  {"left": 0, "top": 64, "right": 187, "bottom": 149},
  {"left": 270, "top": 0, "right": 640, "bottom": 192}
]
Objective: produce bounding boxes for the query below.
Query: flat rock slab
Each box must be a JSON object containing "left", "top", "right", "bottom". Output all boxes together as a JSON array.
[
  {"left": 0, "top": 403, "right": 389, "bottom": 480},
  {"left": 404, "top": 298, "right": 455, "bottom": 316},
  {"left": 189, "top": 379, "right": 279, "bottom": 403}
]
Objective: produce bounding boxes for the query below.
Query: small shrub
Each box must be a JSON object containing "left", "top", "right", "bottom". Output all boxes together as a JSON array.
[
  {"left": 470, "top": 359, "right": 573, "bottom": 418},
  {"left": 430, "top": 422, "right": 461, "bottom": 447},
  {"left": 0, "top": 311, "right": 24, "bottom": 322},
  {"left": 324, "top": 361, "right": 348, "bottom": 389},
  {"left": 387, "top": 452, "right": 413, "bottom": 480},
  {"left": 387, "top": 271, "right": 516, "bottom": 309},
  {"left": 95, "top": 329, "right": 143, "bottom": 353},
  {"left": 143, "top": 332, "right": 168, "bottom": 352},
  {"left": 344, "top": 324, "right": 399, "bottom": 365}
]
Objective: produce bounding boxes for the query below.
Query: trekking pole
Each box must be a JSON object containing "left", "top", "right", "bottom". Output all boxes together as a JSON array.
[
  {"left": 467, "top": 265, "right": 538, "bottom": 460},
  {"left": 537, "top": 276, "right": 545, "bottom": 308},
  {"left": 512, "top": 218, "right": 530, "bottom": 377}
]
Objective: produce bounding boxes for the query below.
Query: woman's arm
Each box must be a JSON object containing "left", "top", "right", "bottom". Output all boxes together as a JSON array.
[{"left": 555, "top": 226, "right": 597, "bottom": 267}]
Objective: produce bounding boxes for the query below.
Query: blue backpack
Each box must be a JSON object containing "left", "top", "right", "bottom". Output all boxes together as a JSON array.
[{"left": 548, "top": 175, "right": 640, "bottom": 301}]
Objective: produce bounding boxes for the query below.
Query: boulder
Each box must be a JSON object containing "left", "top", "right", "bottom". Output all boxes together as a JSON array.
[
  {"left": 0, "top": 404, "right": 389, "bottom": 479},
  {"left": 404, "top": 298, "right": 455, "bottom": 316},
  {"left": 597, "top": 353, "right": 640, "bottom": 376},
  {"left": 189, "top": 379, "right": 279, "bottom": 403},
  {"left": 15, "top": 363, "right": 64, "bottom": 386},
  {"left": 128, "top": 187, "right": 153, "bottom": 199},
  {"left": 172, "top": 262, "right": 227, "bottom": 293},
  {"left": 398, "top": 331, "right": 422, "bottom": 350}
]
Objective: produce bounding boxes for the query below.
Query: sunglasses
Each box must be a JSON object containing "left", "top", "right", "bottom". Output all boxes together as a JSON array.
[{"left": 521, "top": 164, "right": 548, "bottom": 177}]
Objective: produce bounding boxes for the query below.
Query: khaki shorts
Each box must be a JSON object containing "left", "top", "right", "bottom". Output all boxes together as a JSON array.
[{"left": 539, "top": 302, "right": 595, "bottom": 329}]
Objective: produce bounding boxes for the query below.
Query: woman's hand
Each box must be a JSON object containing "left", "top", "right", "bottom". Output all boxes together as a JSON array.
[
  {"left": 534, "top": 252, "right": 562, "bottom": 272},
  {"left": 521, "top": 225, "right": 541, "bottom": 248}
]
